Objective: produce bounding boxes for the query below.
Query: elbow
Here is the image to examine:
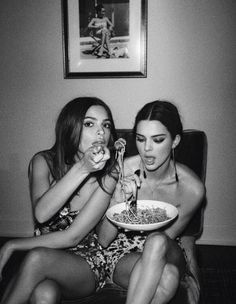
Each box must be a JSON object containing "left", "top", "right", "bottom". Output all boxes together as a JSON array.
[
  {"left": 34, "top": 208, "right": 51, "bottom": 224},
  {"left": 69, "top": 237, "right": 80, "bottom": 248},
  {"left": 65, "top": 234, "right": 81, "bottom": 248},
  {"left": 97, "top": 235, "right": 112, "bottom": 248},
  {"left": 35, "top": 212, "right": 46, "bottom": 224},
  {"left": 68, "top": 230, "right": 87, "bottom": 248},
  {"left": 99, "top": 240, "right": 110, "bottom": 249}
]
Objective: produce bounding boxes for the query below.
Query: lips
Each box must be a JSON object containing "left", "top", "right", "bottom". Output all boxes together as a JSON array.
[
  {"left": 92, "top": 140, "right": 106, "bottom": 146},
  {"left": 143, "top": 156, "right": 155, "bottom": 166}
]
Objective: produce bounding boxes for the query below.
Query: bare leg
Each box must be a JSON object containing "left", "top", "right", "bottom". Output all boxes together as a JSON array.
[
  {"left": 1, "top": 276, "right": 17, "bottom": 302},
  {"left": 113, "top": 232, "right": 185, "bottom": 304},
  {"left": 125, "top": 233, "right": 167, "bottom": 304},
  {"left": 30, "top": 280, "right": 61, "bottom": 304},
  {"left": 150, "top": 264, "right": 180, "bottom": 304},
  {"left": 97, "top": 31, "right": 106, "bottom": 56},
  {"left": 1, "top": 247, "right": 96, "bottom": 304},
  {"left": 104, "top": 31, "right": 111, "bottom": 55}
]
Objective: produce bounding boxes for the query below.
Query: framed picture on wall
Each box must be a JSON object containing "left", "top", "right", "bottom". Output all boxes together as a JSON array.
[{"left": 62, "top": 0, "right": 147, "bottom": 78}]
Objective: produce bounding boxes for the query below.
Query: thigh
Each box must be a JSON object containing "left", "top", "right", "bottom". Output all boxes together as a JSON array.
[
  {"left": 33, "top": 248, "right": 96, "bottom": 299},
  {"left": 113, "top": 252, "right": 141, "bottom": 289},
  {"left": 166, "top": 238, "right": 186, "bottom": 278},
  {"left": 112, "top": 237, "right": 186, "bottom": 289}
]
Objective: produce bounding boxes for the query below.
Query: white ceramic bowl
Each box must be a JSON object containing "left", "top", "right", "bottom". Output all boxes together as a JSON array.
[{"left": 106, "top": 200, "right": 178, "bottom": 231}]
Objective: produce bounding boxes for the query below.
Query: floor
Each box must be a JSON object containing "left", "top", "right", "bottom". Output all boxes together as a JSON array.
[
  {"left": 0, "top": 238, "right": 236, "bottom": 303},
  {"left": 197, "top": 245, "right": 236, "bottom": 304}
]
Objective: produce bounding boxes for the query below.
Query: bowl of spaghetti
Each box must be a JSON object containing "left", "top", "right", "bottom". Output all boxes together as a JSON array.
[{"left": 106, "top": 200, "right": 178, "bottom": 231}]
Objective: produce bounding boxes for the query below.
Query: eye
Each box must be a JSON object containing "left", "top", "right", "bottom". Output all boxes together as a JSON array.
[
  {"left": 103, "top": 122, "right": 111, "bottom": 129},
  {"left": 136, "top": 136, "right": 145, "bottom": 143},
  {"left": 83, "top": 121, "right": 94, "bottom": 127},
  {"left": 153, "top": 137, "right": 165, "bottom": 143}
]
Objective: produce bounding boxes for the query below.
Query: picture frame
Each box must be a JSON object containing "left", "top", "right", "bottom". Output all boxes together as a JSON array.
[{"left": 62, "top": 0, "right": 147, "bottom": 78}]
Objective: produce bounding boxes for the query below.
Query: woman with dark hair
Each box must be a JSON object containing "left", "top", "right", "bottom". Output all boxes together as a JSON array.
[
  {"left": 0, "top": 97, "right": 118, "bottom": 303},
  {"left": 98, "top": 100, "right": 205, "bottom": 304}
]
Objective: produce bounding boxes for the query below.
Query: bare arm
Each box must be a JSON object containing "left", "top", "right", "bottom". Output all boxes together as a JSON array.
[
  {"left": 97, "top": 196, "right": 119, "bottom": 248},
  {"left": 98, "top": 160, "right": 205, "bottom": 246},
  {"left": 0, "top": 173, "right": 117, "bottom": 278},
  {"left": 29, "top": 145, "right": 110, "bottom": 223},
  {"left": 164, "top": 177, "right": 205, "bottom": 239},
  {"left": 88, "top": 18, "right": 100, "bottom": 29},
  {"left": 29, "top": 154, "right": 90, "bottom": 223},
  {"left": 98, "top": 160, "right": 140, "bottom": 247},
  {"left": 105, "top": 17, "right": 114, "bottom": 30}
]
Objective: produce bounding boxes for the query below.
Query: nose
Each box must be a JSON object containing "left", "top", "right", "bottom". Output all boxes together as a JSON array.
[
  {"left": 144, "top": 139, "right": 153, "bottom": 152},
  {"left": 97, "top": 125, "right": 105, "bottom": 135}
]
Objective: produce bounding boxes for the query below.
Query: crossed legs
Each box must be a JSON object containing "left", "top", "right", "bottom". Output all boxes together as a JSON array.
[
  {"left": 97, "top": 28, "right": 111, "bottom": 57},
  {"left": 1, "top": 247, "right": 96, "bottom": 304},
  {"left": 113, "top": 232, "right": 186, "bottom": 304}
]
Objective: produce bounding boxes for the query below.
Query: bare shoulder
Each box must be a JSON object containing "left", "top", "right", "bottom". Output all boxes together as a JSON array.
[
  {"left": 29, "top": 153, "right": 50, "bottom": 178},
  {"left": 177, "top": 162, "right": 206, "bottom": 202},
  {"left": 31, "top": 153, "right": 48, "bottom": 168},
  {"left": 123, "top": 155, "right": 141, "bottom": 175}
]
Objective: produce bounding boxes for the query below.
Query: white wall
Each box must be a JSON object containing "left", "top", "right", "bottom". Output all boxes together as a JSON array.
[{"left": 0, "top": 0, "right": 235, "bottom": 245}]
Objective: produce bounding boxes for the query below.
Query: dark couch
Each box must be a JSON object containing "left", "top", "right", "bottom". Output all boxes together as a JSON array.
[
  {"left": 62, "top": 129, "right": 208, "bottom": 304},
  {"left": 0, "top": 129, "right": 207, "bottom": 304}
]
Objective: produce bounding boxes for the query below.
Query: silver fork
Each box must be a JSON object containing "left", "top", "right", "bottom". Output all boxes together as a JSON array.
[{"left": 129, "top": 169, "right": 140, "bottom": 214}]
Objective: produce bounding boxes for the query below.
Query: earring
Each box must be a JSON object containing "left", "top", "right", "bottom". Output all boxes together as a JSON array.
[{"left": 172, "top": 148, "right": 179, "bottom": 182}]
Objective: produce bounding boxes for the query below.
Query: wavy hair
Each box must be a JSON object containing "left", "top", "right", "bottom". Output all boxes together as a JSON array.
[{"left": 30, "top": 97, "right": 117, "bottom": 191}]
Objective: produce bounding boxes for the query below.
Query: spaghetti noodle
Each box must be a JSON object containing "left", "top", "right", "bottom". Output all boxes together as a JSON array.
[
  {"left": 112, "top": 207, "right": 170, "bottom": 225},
  {"left": 114, "top": 138, "right": 170, "bottom": 225}
]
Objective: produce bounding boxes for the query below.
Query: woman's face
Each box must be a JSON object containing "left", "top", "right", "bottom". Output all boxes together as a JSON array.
[
  {"left": 98, "top": 8, "right": 106, "bottom": 18},
  {"left": 79, "top": 105, "right": 112, "bottom": 153},
  {"left": 136, "top": 120, "right": 176, "bottom": 171}
]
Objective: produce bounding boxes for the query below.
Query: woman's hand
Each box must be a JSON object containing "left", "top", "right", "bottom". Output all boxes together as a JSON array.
[
  {"left": 0, "top": 241, "right": 14, "bottom": 281},
  {"left": 81, "top": 144, "right": 110, "bottom": 173},
  {"left": 112, "top": 172, "right": 141, "bottom": 205}
]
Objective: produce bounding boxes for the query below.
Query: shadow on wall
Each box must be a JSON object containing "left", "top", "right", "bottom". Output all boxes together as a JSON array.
[{"left": 0, "top": 167, "right": 34, "bottom": 237}]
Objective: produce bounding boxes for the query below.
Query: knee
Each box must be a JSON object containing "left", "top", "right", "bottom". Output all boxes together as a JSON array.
[
  {"left": 144, "top": 233, "right": 168, "bottom": 261},
  {"left": 21, "top": 247, "right": 51, "bottom": 271},
  {"left": 101, "top": 29, "right": 106, "bottom": 35},
  {"left": 30, "top": 280, "right": 61, "bottom": 304},
  {"left": 102, "top": 29, "right": 109, "bottom": 36},
  {"left": 164, "top": 264, "right": 180, "bottom": 284}
]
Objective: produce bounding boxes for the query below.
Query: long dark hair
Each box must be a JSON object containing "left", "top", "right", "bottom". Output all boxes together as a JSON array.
[
  {"left": 133, "top": 100, "right": 183, "bottom": 139},
  {"left": 133, "top": 100, "right": 183, "bottom": 181},
  {"left": 30, "top": 97, "right": 117, "bottom": 188}
]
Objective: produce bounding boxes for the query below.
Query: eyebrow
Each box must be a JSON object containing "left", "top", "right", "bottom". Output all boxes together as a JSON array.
[
  {"left": 84, "top": 116, "right": 111, "bottom": 122},
  {"left": 136, "top": 133, "right": 166, "bottom": 137}
]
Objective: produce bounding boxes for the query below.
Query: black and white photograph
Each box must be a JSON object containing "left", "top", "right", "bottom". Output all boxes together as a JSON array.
[
  {"left": 62, "top": 0, "right": 147, "bottom": 78},
  {"left": 0, "top": 1, "right": 236, "bottom": 303}
]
